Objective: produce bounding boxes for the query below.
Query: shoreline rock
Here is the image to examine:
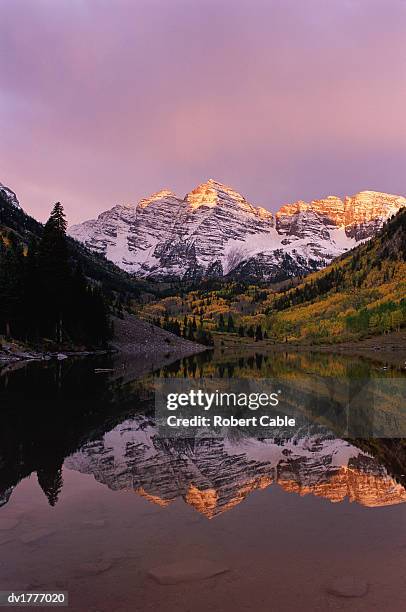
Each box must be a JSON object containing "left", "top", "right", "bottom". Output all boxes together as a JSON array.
[
  {"left": 148, "top": 559, "right": 230, "bottom": 585},
  {"left": 326, "top": 576, "right": 369, "bottom": 598}
]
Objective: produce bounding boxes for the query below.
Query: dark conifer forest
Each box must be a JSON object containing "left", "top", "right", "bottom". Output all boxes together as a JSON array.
[{"left": 0, "top": 202, "right": 112, "bottom": 347}]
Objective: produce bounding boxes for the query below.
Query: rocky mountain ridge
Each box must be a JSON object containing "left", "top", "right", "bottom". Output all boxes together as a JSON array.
[
  {"left": 69, "top": 180, "right": 406, "bottom": 282},
  {"left": 0, "top": 182, "right": 20, "bottom": 208}
]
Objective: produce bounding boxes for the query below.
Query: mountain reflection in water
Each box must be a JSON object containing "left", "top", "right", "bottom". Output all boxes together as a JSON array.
[
  {"left": 0, "top": 349, "right": 405, "bottom": 516},
  {"left": 65, "top": 416, "right": 406, "bottom": 516}
]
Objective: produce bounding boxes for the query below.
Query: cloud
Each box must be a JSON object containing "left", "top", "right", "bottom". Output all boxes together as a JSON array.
[{"left": 0, "top": 0, "right": 405, "bottom": 223}]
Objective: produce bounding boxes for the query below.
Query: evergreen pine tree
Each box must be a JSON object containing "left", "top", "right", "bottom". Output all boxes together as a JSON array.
[
  {"left": 0, "top": 235, "right": 24, "bottom": 337},
  {"left": 23, "top": 238, "right": 40, "bottom": 340},
  {"left": 37, "top": 203, "right": 70, "bottom": 343},
  {"left": 37, "top": 465, "right": 63, "bottom": 507},
  {"left": 255, "top": 325, "right": 263, "bottom": 341},
  {"left": 227, "top": 313, "right": 235, "bottom": 332},
  {"left": 187, "top": 321, "right": 195, "bottom": 341}
]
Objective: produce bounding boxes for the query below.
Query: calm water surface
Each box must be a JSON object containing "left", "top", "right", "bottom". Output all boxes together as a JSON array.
[{"left": 0, "top": 350, "right": 405, "bottom": 611}]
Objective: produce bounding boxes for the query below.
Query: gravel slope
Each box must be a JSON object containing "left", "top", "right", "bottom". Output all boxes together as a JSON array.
[{"left": 111, "top": 312, "right": 208, "bottom": 359}]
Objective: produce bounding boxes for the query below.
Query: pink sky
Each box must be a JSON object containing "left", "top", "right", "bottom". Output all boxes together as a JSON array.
[{"left": 1, "top": 0, "right": 405, "bottom": 224}]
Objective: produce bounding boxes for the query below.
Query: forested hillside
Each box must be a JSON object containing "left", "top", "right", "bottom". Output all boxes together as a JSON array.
[
  {"left": 0, "top": 192, "right": 142, "bottom": 296},
  {"left": 265, "top": 208, "right": 405, "bottom": 342},
  {"left": 0, "top": 202, "right": 113, "bottom": 347},
  {"left": 140, "top": 209, "right": 405, "bottom": 345},
  {"left": 0, "top": 191, "right": 148, "bottom": 348}
]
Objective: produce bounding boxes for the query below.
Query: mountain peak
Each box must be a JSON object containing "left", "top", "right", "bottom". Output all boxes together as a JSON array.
[
  {"left": 185, "top": 178, "right": 251, "bottom": 210},
  {"left": 196, "top": 178, "right": 228, "bottom": 188},
  {"left": 276, "top": 190, "right": 406, "bottom": 231},
  {"left": 0, "top": 182, "right": 20, "bottom": 208},
  {"left": 207, "top": 178, "right": 227, "bottom": 187},
  {"left": 354, "top": 189, "right": 401, "bottom": 197},
  {"left": 137, "top": 189, "right": 177, "bottom": 210},
  {"left": 348, "top": 190, "right": 406, "bottom": 205},
  {"left": 186, "top": 181, "right": 220, "bottom": 209}
]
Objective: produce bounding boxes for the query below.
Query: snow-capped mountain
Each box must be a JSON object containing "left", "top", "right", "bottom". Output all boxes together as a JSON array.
[
  {"left": 69, "top": 180, "right": 406, "bottom": 281},
  {"left": 0, "top": 182, "right": 20, "bottom": 208},
  {"left": 65, "top": 416, "right": 406, "bottom": 516}
]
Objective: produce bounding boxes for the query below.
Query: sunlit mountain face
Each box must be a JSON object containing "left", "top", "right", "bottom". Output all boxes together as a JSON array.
[{"left": 68, "top": 180, "right": 406, "bottom": 282}]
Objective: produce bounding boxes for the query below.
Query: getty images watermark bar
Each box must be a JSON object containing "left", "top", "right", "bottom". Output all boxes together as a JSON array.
[
  {"left": 0, "top": 592, "right": 68, "bottom": 607},
  {"left": 154, "top": 378, "right": 406, "bottom": 439}
]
